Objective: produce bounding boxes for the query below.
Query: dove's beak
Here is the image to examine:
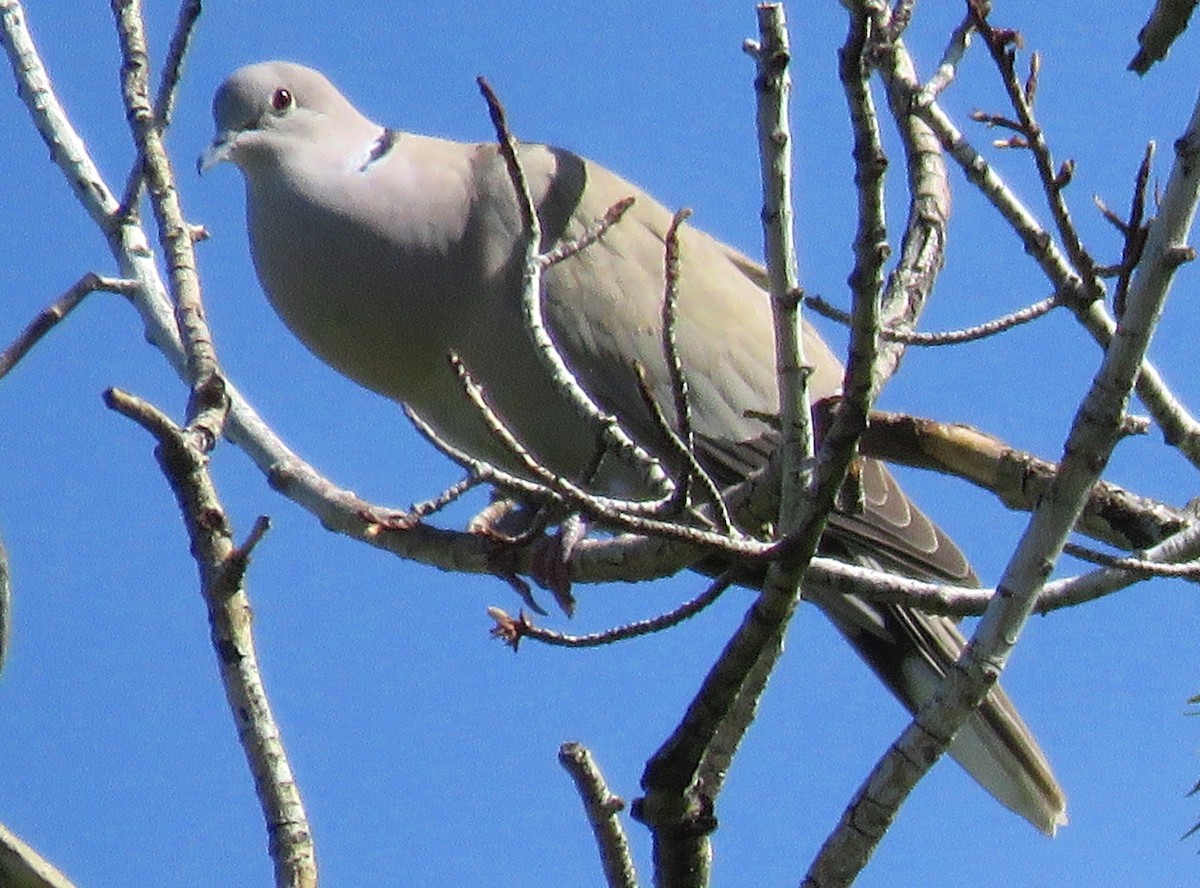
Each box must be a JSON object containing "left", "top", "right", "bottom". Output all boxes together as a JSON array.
[{"left": 197, "top": 132, "right": 237, "bottom": 175}]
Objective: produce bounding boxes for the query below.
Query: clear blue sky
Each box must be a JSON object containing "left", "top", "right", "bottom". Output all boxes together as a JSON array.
[{"left": 2, "top": 2, "right": 1198, "bottom": 885}]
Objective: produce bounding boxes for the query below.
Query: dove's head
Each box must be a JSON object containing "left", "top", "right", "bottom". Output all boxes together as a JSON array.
[{"left": 199, "top": 61, "right": 375, "bottom": 175}]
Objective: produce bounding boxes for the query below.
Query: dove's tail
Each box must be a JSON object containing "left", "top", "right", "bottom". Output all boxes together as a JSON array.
[{"left": 810, "top": 584, "right": 1067, "bottom": 836}]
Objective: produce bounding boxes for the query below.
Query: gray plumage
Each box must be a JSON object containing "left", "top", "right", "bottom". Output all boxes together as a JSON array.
[{"left": 201, "top": 61, "right": 1066, "bottom": 834}]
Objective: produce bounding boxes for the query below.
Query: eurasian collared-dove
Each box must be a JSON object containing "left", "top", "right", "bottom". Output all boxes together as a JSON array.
[{"left": 200, "top": 61, "right": 1066, "bottom": 834}]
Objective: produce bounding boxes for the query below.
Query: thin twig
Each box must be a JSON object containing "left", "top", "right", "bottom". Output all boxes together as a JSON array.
[
  {"left": 1063, "top": 541, "right": 1200, "bottom": 579},
  {"left": 0, "top": 273, "right": 138, "bottom": 379},
  {"left": 970, "top": 2, "right": 1104, "bottom": 303},
  {"left": 1041, "top": 516, "right": 1200, "bottom": 611},
  {"left": 809, "top": 0, "right": 887, "bottom": 529},
  {"left": 408, "top": 475, "right": 483, "bottom": 522},
  {"left": 660, "top": 209, "right": 693, "bottom": 445},
  {"left": 476, "top": 76, "right": 670, "bottom": 497},
  {"left": 446, "top": 352, "right": 680, "bottom": 519},
  {"left": 1113, "top": 143, "right": 1155, "bottom": 317},
  {"left": 1094, "top": 194, "right": 1129, "bottom": 234},
  {"left": 403, "top": 403, "right": 769, "bottom": 558},
  {"left": 970, "top": 109, "right": 1026, "bottom": 135},
  {"left": 558, "top": 743, "right": 639, "bottom": 888},
  {"left": 0, "top": 530, "right": 8, "bottom": 679},
  {"left": 632, "top": 367, "right": 697, "bottom": 515},
  {"left": 111, "top": 0, "right": 224, "bottom": 445},
  {"left": 806, "top": 291, "right": 1061, "bottom": 345},
  {"left": 660, "top": 208, "right": 698, "bottom": 513},
  {"left": 917, "top": 12, "right": 976, "bottom": 104},
  {"left": 631, "top": 365, "right": 730, "bottom": 533},
  {"left": 891, "top": 34, "right": 1200, "bottom": 469},
  {"left": 490, "top": 572, "right": 733, "bottom": 650},
  {"left": 117, "top": 0, "right": 203, "bottom": 215},
  {"left": 540, "top": 196, "right": 636, "bottom": 268}
]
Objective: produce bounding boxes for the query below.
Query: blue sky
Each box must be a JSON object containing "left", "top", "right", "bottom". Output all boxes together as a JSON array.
[{"left": 2, "top": 2, "right": 1198, "bottom": 886}]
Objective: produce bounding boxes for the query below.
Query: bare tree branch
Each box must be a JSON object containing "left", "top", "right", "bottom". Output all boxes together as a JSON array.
[
  {"left": 0, "top": 274, "right": 138, "bottom": 380},
  {"left": 105, "top": 386, "right": 317, "bottom": 888},
  {"left": 476, "top": 76, "right": 670, "bottom": 498},
  {"left": 634, "top": 11, "right": 816, "bottom": 885},
  {"left": 0, "top": 530, "right": 7, "bottom": 679},
  {"left": 970, "top": 4, "right": 1103, "bottom": 302},
  {"left": 559, "top": 743, "right": 639, "bottom": 888},
  {"left": 856, "top": 410, "right": 1191, "bottom": 551},
  {"left": 1130, "top": 0, "right": 1200, "bottom": 73},
  {"left": 489, "top": 572, "right": 734, "bottom": 650},
  {"left": 7, "top": 4, "right": 1200, "bottom": 884},
  {"left": 891, "top": 29, "right": 1200, "bottom": 470},
  {"left": 112, "top": 0, "right": 224, "bottom": 441},
  {"left": 805, "top": 291, "right": 1061, "bottom": 346},
  {"left": 0, "top": 822, "right": 76, "bottom": 888},
  {"left": 867, "top": 4, "right": 951, "bottom": 374},
  {"left": 117, "top": 0, "right": 203, "bottom": 214},
  {"left": 805, "top": 69, "right": 1200, "bottom": 888},
  {"left": 918, "top": 11, "right": 976, "bottom": 103}
]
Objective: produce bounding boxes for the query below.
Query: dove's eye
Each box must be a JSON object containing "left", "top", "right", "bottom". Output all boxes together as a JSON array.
[{"left": 270, "top": 88, "right": 294, "bottom": 113}]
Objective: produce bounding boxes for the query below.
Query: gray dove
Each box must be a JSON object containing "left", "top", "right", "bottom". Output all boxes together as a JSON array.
[{"left": 200, "top": 61, "right": 1066, "bottom": 834}]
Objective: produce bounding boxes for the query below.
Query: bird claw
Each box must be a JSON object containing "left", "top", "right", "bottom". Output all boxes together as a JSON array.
[
  {"left": 494, "top": 570, "right": 549, "bottom": 617},
  {"left": 528, "top": 514, "right": 587, "bottom": 617},
  {"left": 469, "top": 498, "right": 583, "bottom": 617}
]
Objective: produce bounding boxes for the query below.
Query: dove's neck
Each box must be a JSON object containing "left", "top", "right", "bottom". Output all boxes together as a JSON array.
[{"left": 242, "top": 129, "right": 496, "bottom": 406}]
